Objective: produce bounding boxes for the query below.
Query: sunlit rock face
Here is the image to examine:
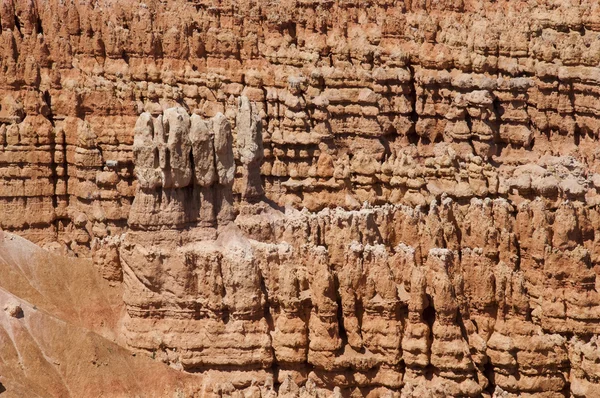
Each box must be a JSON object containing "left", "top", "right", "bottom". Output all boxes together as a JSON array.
[{"left": 3, "top": 0, "right": 600, "bottom": 396}]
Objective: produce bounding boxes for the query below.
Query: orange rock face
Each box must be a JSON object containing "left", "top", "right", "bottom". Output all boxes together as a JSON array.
[{"left": 3, "top": 0, "right": 600, "bottom": 396}]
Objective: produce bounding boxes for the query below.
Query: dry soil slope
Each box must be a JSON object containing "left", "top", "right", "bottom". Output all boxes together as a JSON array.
[{"left": 0, "top": 231, "right": 204, "bottom": 397}]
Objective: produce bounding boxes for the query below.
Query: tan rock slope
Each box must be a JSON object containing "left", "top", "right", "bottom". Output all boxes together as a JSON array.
[
  {"left": 0, "top": 231, "right": 206, "bottom": 397},
  {"left": 2, "top": 0, "right": 600, "bottom": 396}
]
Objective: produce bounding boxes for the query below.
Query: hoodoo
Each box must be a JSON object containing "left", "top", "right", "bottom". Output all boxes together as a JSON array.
[{"left": 1, "top": 1, "right": 600, "bottom": 397}]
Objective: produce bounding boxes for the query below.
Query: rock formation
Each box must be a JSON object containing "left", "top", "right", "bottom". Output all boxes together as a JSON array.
[
  {"left": 2, "top": 0, "right": 600, "bottom": 396},
  {"left": 0, "top": 231, "right": 207, "bottom": 397}
]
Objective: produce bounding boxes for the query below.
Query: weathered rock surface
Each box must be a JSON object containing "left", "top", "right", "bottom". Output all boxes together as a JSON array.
[
  {"left": 3, "top": 0, "right": 600, "bottom": 396},
  {"left": 0, "top": 231, "right": 207, "bottom": 397}
]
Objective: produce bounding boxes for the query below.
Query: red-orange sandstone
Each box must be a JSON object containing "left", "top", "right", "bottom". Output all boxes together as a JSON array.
[{"left": 2, "top": 0, "right": 600, "bottom": 396}]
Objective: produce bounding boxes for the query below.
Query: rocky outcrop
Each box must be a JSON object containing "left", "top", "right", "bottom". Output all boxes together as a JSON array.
[
  {"left": 102, "top": 101, "right": 600, "bottom": 396},
  {"left": 3, "top": 0, "right": 600, "bottom": 396},
  {"left": 2, "top": 0, "right": 600, "bottom": 251},
  {"left": 0, "top": 231, "right": 207, "bottom": 397},
  {"left": 119, "top": 101, "right": 272, "bottom": 371}
]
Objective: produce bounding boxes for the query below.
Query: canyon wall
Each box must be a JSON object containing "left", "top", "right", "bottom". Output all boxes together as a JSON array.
[{"left": 3, "top": 0, "right": 600, "bottom": 396}]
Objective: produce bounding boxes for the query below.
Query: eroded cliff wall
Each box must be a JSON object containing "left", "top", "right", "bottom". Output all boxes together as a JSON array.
[{"left": 3, "top": 0, "right": 600, "bottom": 397}]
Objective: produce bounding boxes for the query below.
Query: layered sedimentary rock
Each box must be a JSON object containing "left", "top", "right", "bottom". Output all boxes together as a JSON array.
[
  {"left": 108, "top": 102, "right": 600, "bottom": 397},
  {"left": 3, "top": 0, "right": 600, "bottom": 396},
  {"left": 3, "top": 0, "right": 600, "bottom": 250},
  {"left": 0, "top": 231, "right": 208, "bottom": 397}
]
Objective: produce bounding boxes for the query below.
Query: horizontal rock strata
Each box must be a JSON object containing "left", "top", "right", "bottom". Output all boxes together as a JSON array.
[
  {"left": 1, "top": 0, "right": 600, "bottom": 250},
  {"left": 2, "top": 0, "right": 600, "bottom": 396},
  {"left": 112, "top": 103, "right": 600, "bottom": 397}
]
